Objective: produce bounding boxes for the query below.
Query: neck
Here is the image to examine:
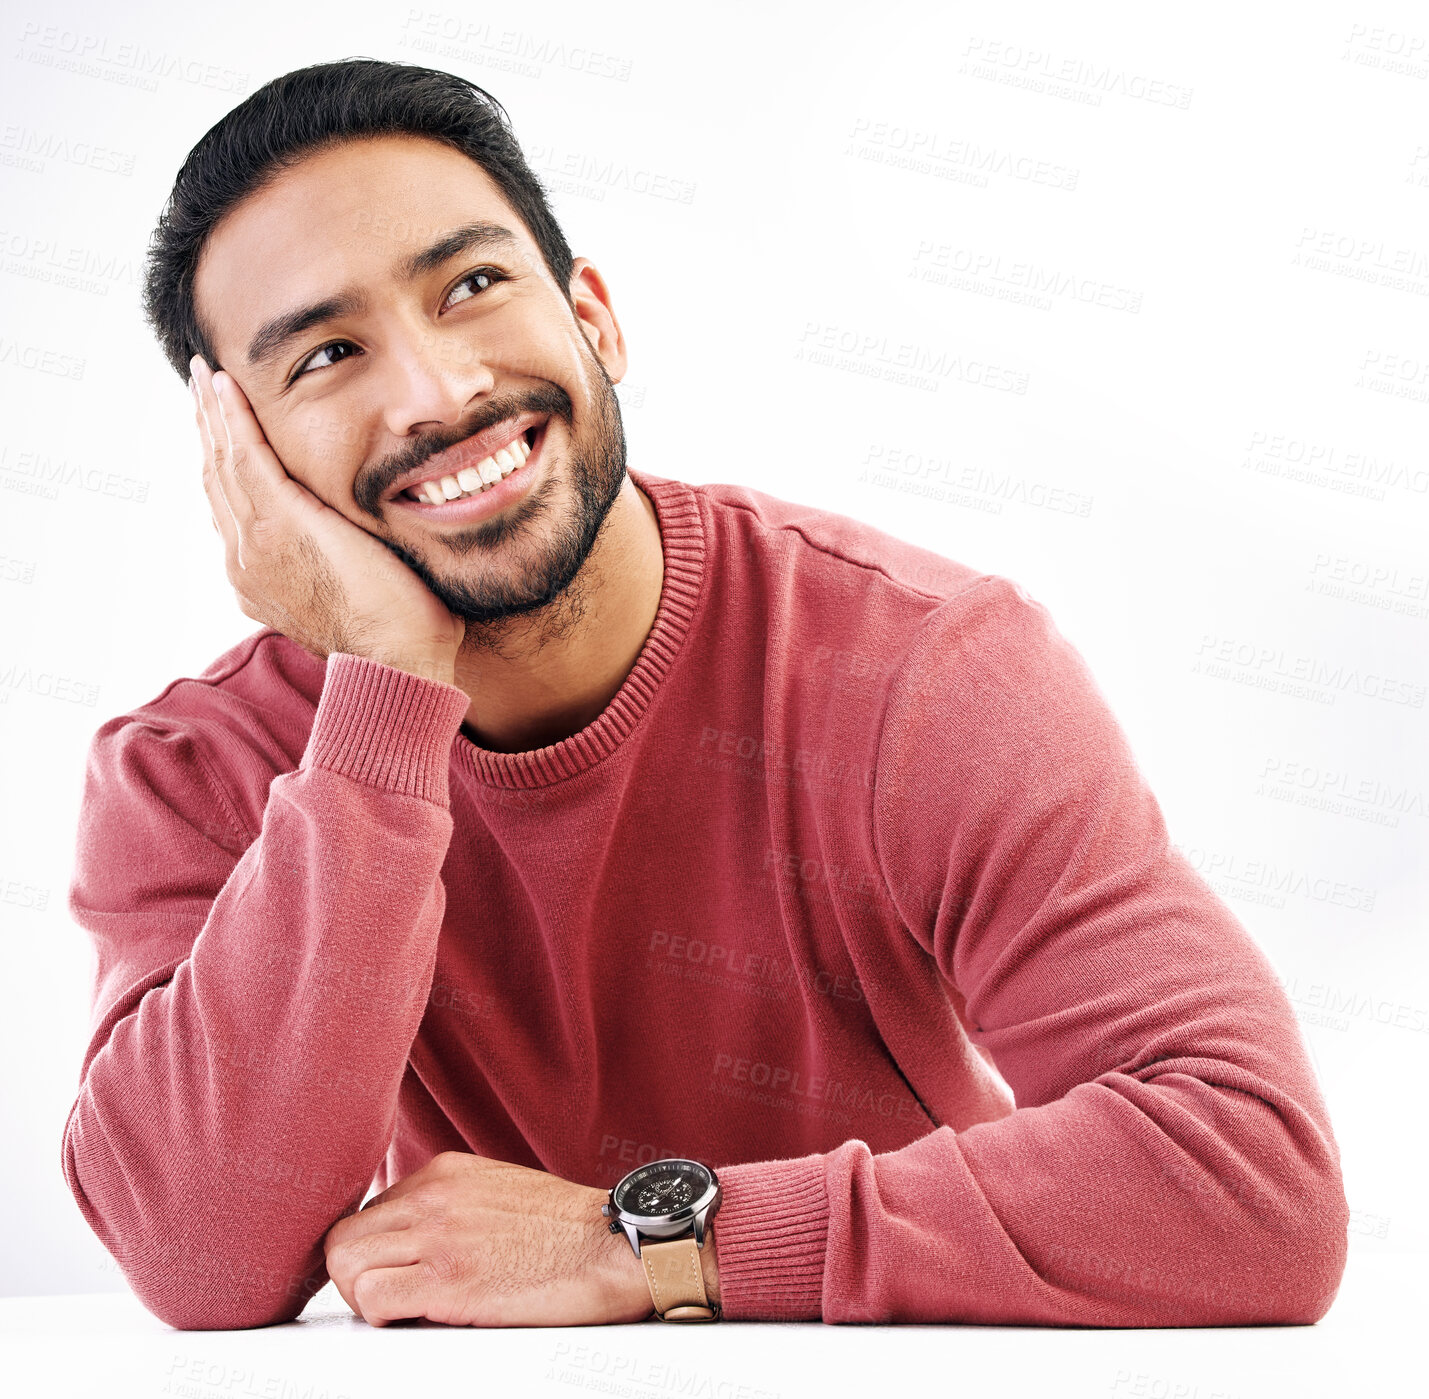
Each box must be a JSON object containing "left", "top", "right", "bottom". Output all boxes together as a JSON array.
[{"left": 452, "top": 476, "right": 663, "bottom": 754}]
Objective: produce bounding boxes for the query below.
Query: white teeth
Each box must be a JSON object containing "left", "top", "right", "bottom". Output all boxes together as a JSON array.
[{"left": 406, "top": 429, "right": 536, "bottom": 505}]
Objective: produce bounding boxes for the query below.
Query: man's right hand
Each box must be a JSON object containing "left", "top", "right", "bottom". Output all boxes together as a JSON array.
[{"left": 190, "top": 354, "right": 464, "bottom": 687}]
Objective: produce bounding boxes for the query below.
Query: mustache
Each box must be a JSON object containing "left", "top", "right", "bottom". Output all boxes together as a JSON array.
[{"left": 359, "top": 383, "right": 572, "bottom": 511}]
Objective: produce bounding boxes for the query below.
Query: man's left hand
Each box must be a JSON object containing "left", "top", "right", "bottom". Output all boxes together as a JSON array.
[{"left": 322, "top": 1152, "right": 659, "bottom": 1327}]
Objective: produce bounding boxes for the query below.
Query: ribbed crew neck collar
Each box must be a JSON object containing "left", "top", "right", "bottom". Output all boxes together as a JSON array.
[{"left": 453, "top": 465, "right": 707, "bottom": 789}]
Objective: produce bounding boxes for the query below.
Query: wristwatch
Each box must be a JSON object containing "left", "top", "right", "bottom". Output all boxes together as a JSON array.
[{"left": 603, "top": 1157, "right": 722, "bottom": 1322}]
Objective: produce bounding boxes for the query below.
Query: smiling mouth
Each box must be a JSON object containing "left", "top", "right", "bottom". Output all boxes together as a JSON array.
[{"left": 396, "top": 424, "right": 542, "bottom": 505}]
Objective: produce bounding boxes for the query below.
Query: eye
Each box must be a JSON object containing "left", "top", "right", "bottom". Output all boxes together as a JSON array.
[
  {"left": 290, "top": 340, "right": 356, "bottom": 380},
  {"left": 287, "top": 267, "right": 511, "bottom": 382},
  {"left": 443, "top": 265, "right": 509, "bottom": 309}
]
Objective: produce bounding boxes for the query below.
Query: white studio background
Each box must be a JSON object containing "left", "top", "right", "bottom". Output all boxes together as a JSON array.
[{"left": 1, "top": 0, "right": 1424, "bottom": 1302}]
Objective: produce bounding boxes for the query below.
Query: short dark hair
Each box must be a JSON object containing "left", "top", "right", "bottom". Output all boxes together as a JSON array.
[{"left": 142, "top": 56, "right": 575, "bottom": 383}]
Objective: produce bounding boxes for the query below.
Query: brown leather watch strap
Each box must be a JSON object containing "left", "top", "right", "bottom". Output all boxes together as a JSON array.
[{"left": 640, "top": 1234, "right": 720, "bottom": 1322}]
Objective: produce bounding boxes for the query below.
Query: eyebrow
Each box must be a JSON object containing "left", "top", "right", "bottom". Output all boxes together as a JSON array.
[{"left": 243, "top": 221, "right": 523, "bottom": 374}]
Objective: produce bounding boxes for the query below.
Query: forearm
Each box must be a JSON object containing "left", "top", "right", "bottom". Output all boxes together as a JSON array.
[
  {"left": 63, "top": 655, "right": 471, "bottom": 1329},
  {"left": 712, "top": 1063, "right": 1346, "bottom": 1326},
  {"left": 766, "top": 578, "right": 1352, "bottom": 1326},
  {"left": 701, "top": 889, "right": 1350, "bottom": 1326}
]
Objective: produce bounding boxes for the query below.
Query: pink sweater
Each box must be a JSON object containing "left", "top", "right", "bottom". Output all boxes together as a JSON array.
[{"left": 62, "top": 465, "right": 1348, "bottom": 1330}]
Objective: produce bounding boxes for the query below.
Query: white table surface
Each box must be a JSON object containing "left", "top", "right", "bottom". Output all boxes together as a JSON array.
[{"left": 1, "top": 1251, "right": 1420, "bottom": 1398}]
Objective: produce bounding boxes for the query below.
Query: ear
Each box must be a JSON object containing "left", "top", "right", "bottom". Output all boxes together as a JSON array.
[{"left": 568, "top": 258, "right": 628, "bottom": 384}]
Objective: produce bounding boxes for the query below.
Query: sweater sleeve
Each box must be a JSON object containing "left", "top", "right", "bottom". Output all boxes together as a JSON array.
[
  {"left": 61, "top": 651, "right": 472, "bottom": 1330},
  {"left": 712, "top": 576, "right": 1349, "bottom": 1326}
]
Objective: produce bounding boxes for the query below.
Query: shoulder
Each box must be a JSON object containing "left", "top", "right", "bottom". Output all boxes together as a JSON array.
[
  {"left": 875, "top": 570, "right": 1135, "bottom": 812},
  {"left": 679, "top": 474, "right": 987, "bottom": 604},
  {"left": 636, "top": 470, "right": 1082, "bottom": 707},
  {"left": 681, "top": 475, "right": 1080, "bottom": 677},
  {"left": 80, "top": 629, "right": 326, "bottom": 843}
]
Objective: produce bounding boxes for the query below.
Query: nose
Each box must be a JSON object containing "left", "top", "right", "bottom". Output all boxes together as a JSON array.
[{"left": 379, "top": 325, "right": 498, "bottom": 438}]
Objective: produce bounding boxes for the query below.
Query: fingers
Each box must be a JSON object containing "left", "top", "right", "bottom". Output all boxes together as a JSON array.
[
  {"left": 208, "top": 365, "right": 266, "bottom": 459},
  {"left": 325, "top": 1230, "right": 425, "bottom": 1325},
  {"left": 325, "top": 1195, "right": 417, "bottom": 1253},
  {"left": 191, "top": 354, "right": 309, "bottom": 570},
  {"left": 191, "top": 368, "right": 246, "bottom": 570},
  {"left": 356, "top": 1151, "right": 479, "bottom": 1216},
  {"left": 203, "top": 358, "right": 281, "bottom": 518},
  {"left": 191, "top": 355, "right": 251, "bottom": 563},
  {"left": 350, "top": 1264, "right": 432, "bottom": 1327}
]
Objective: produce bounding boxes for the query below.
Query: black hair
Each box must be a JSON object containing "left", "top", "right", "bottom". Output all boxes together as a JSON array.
[{"left": 141, "top": 56, "right": 574, "bottom": 382}]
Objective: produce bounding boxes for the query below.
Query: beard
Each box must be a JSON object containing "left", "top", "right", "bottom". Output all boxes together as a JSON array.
[{"left": 377, "top": 346, "right": 630, "bottom": 649}]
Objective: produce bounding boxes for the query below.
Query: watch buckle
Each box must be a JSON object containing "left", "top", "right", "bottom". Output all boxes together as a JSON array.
[{"left": 658, "top": 1303, "right": 722, "bottom": 1322}]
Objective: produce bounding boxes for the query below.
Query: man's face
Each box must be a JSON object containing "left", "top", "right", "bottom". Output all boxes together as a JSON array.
[{"left": 191, "top": 133, "right": 629, "bottom": 629}]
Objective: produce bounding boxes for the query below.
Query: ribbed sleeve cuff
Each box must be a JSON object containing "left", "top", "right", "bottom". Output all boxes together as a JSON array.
[
  {"left": 713, "top": 1154, "right": 830, "bottom": 1322},
  {"left": 300, "top": 652, "right": 471, "bottom": 806}
]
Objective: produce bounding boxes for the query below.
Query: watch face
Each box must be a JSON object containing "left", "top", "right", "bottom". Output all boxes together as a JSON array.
[{"left": 613, "top": 1159, "right": 715, "bottom": 1220}]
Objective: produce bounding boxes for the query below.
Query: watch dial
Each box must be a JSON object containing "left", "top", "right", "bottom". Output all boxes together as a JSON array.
[
  {"left": 637, "top": 1177, "right": 693, "bottom": 1213},
  {"left": 614, "top": 1159, "right": 712, "bottom": 1219}
]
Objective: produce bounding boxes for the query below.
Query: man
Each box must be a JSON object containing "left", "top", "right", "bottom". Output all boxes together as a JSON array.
[{"left": 63, "top": 58, "right": 1348, "bottom": 1331}]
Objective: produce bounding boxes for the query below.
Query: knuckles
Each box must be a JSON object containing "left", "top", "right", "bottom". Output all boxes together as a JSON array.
[
  {"left": 406, "top": 1194, "right": 453, "bottom": 1232},
  {"left": 246, "top": 517, "right": 281, "bottom": 552},
  {"left": 350, "top": 1270, "right": 388, "bottom": 1322},
  {"left": 422, "top": 1248, "right": 468, "bottom": 1288}
]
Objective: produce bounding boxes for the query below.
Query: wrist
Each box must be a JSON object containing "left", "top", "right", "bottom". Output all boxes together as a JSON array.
[
  {"left": 590, "top": 1196, "right": 655, "bottom": 1323},
  {"left": 597, "top": 1222, "right": 721, "bottom": 1320},
  {"left": 701, "top": 1226, "right": 721, "bottom": 1307},
  {"left": 612, "top": 1239, "right": 655, "bottom": 1322},
  {"left": 367, "top": 651, "right": 457, "bottom": 688}
]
